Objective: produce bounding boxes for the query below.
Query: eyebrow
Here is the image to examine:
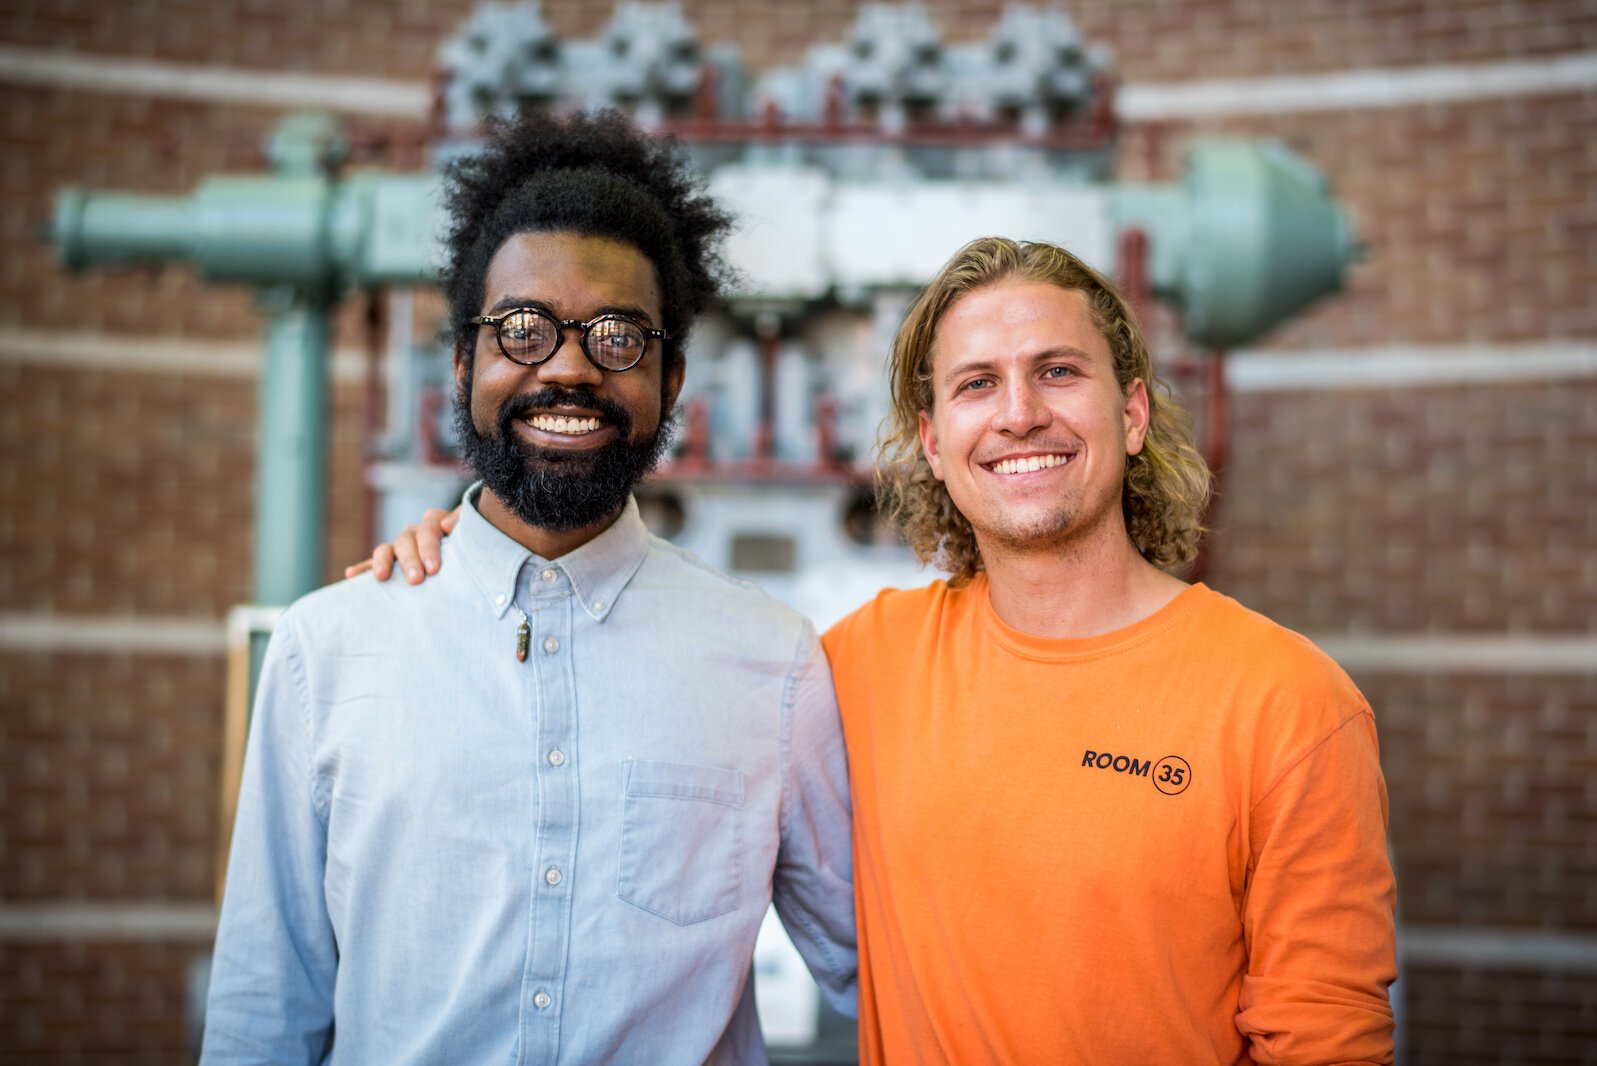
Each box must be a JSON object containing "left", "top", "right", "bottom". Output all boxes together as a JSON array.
[
  {"left": 484, "top": 296, "right": 658, "bottom": 326},
  {"left": 938, "top": 345, "right": 1095, "bottom": 389}
]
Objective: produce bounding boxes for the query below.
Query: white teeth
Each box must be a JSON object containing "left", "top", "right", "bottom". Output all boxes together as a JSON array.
[
  {"left": 527, "top": 414, "right": 602, "bottom": 435},
  {"left": 991, "top": 454, "right": 1068, "bottom": 475}
]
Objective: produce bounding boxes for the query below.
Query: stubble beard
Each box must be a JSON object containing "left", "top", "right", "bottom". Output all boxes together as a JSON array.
[{"left": 969, "top": 460, "right": 1127, "bottom": 565}]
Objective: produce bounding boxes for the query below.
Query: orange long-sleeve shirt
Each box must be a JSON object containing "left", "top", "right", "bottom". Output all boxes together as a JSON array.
[{"left": 823, "top": 579, "right": 1397, "bottom": 1065}]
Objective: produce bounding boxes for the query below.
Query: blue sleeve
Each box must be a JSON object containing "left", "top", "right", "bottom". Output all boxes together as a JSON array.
[
  {"left": 201, "top": 618, "right": 337, "bottom": 1064},
  {"left": 772, "top": 621, "right": 859, "bottom": 1018}
]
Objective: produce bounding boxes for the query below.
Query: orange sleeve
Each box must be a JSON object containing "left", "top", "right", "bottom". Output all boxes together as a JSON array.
[{"left": 1235, "top": 708, "right": 1398, "bottom": 1065}]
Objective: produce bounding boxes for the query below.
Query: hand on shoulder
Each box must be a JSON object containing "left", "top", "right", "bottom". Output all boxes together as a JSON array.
[{"left": 343, "top": 507, "right": 460, "bottom": 584}]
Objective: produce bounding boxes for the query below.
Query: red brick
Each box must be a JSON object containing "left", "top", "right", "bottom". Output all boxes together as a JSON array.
[{"left": 0, "top": 940, "right": 198, "bottom": 1066}]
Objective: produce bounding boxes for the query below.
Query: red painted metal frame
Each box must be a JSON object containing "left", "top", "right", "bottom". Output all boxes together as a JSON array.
[{"left": 1115, "top": 226, "right": 1230, "bottom": 583}]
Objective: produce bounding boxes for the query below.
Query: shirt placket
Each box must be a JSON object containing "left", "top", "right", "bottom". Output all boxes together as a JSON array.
[{"left": 518, "top": 564, "right": 579, "bottom": 1065}]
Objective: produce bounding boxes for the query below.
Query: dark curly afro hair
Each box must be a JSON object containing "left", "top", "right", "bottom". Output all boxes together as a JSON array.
[{"left": 442, "top": 108, "right": 733, "bottom": 376}]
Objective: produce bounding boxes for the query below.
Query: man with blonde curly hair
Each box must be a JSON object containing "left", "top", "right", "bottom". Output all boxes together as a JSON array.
[
  {"left": 824, "top": 236, "right": 1396, "bottom": 1064},
  {"left": 370, "top": 235, "right": 1397, "bottom": 1064}
]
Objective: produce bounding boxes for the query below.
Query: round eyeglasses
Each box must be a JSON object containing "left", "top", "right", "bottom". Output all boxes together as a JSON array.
[{"left": 470, "top": 307, "right": 669, "bottom": 373}]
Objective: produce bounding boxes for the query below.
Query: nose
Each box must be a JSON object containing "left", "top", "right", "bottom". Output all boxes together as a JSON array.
[
  {"left": 992, "top": 377, "right": 1049, "bottom": 436},
  {"left": 536, "top": 326, "right": 605, "bottom": 389}
]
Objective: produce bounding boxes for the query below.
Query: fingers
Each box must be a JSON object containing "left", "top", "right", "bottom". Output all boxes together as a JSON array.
[
  {"left": 345, "top": 544, "right": 397, "bottom": 581},
  {"left": 349, "top": 505, "right": 463, "bottom": 586},
  {"left": 413, "top": 507, "right": 455, "bottom": 577},
  {"left": 394, "top": 525, "right": 428, "bottom": 584}
]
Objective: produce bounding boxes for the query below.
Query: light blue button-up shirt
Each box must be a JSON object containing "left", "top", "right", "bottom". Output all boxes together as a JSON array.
[{"left": 202, "top": 490, "right": 856, "bottom": 1065}]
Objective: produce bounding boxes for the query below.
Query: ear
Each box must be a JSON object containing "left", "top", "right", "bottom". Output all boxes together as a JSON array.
[
  {"left": 664, "top": 354, "right": 687, "bottom": 412},
  {"left": 1122, "top": 377, "right": 1150, "bottom": 457},
  {"left": 453, "top": 341, "right": 472, "bottom": 397},
  {"left": 917, "top": 408, "right": 945, "bottom": 481}
]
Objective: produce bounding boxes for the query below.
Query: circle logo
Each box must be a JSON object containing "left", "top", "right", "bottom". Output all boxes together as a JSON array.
[{"left": 1152, "top": 755, "right": 1191, "bottom": 796}]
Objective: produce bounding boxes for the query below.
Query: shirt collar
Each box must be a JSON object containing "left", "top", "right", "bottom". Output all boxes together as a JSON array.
[{"left": 452, "top": 483, "right": 650, "bottom": 624}]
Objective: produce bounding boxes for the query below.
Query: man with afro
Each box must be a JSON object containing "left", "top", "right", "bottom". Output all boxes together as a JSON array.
[{"left": 202, "top": 110, "right": 857, "bottom": 1065}]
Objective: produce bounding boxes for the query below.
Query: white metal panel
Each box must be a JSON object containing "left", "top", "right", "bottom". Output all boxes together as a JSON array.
[
  {"left": 710, "top": 165, "right": 831, "bottom": 300},
  {"left": 827, "top": 182, "right": 1113, "bottom": 289}
]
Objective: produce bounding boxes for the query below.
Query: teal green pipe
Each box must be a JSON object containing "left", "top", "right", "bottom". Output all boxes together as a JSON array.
[
  {"left": 252, "top": 287, "right": 333, "bottom": 606},
  {"left": 51, "top": 175, "right": 441, "bottom": 288}
]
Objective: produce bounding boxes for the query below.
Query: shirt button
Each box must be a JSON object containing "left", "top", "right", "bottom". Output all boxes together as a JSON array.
[
  {"left": 592, "top": 599, "right": 604, "bottom": 612},
  {"left": 494, "top": 594, "right": 505, "bottom": 606},
  {"left": 533, "top": 991, "right": 551, "bottom": 1010},
  {"left": 543, "top": 636, "right": 559, "bottom": 654},
  {"left": 541, "top": 568, "right": 557, "bottom": 583},
  {"left": 545, "top": 866, "right": 562, "bottom": 886},
  {"left": 547, "top": 749, "right": 565, "bottom": 767}
]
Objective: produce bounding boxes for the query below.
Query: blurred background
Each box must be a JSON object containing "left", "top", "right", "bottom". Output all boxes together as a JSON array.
[{"left": 1, "top": 1, "right": 1594, "bottom": 1063}]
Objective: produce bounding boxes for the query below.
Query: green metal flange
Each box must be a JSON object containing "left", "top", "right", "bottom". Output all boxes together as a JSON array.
[{"left": 1111, "top": 140, "right": 1360, "bottom": 348}]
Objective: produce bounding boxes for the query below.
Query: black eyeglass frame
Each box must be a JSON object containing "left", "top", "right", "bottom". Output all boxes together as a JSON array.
[{"left": 469, "top": 307, "right": 670, "bottom": 373}]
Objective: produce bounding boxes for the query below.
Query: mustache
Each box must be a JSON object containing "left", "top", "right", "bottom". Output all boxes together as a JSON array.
[{"left": 497, "top": 386, "right": 634, "bottom": 439}]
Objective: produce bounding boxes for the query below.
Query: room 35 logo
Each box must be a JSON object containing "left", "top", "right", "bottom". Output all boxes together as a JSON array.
[{"left": 1079, "top": 749, "right": 1192, "bottom": 796}]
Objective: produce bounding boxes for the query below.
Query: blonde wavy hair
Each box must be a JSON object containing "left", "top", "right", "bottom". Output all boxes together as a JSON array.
[{"left": 881, "top": 236, "right": 1212, "bottom": 584}]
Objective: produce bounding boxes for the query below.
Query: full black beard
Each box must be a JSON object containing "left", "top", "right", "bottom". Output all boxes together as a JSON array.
[{"left": 454, "top": 382, "right": 677, "bottom": 533}]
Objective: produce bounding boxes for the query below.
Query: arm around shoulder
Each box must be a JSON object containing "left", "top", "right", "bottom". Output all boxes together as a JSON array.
[
  {"left": 772, "top": 621, "right": 858, "bottom": 1018},
  {"left": 201, "top": 618, "right": 337, "bottom": 1064}
]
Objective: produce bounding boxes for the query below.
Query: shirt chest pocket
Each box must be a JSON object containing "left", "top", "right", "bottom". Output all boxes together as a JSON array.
[{"left": 618, "top": 759, "right": 745, "bottom": 926}]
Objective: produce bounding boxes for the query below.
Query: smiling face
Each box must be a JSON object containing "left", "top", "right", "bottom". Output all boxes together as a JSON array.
[
  {"left": 455, "top": 230, "right": 684, "bottom": 547},
  {"left": 917, "top": 280, "right": 1149, "bottom": 561}
]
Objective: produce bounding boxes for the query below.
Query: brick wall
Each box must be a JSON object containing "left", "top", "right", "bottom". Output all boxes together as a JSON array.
[
  {"left": 0, "top": 367, "right": 373, "bottom": 616},
  {"left": 1, "top": 941, "right": 200, "bottom": 1066},
  {"left": 1, "top": 654, "right": 224, "bottom": 902},
  {"left": 1364, "top": 673, "right": 1597, "bottom": 931},
  {"left": 2, "top": 1, "right": 1592, "bottom": 1062},
  {"left": 1118, "top": 91, "right": 1597, "bottom": 347},
  {"left": 1210, "top": 380, "right": 1597, "bottom": 633},
  {"left": 1403, "top": 964, "right": 1597, "bottom": 1065}
]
